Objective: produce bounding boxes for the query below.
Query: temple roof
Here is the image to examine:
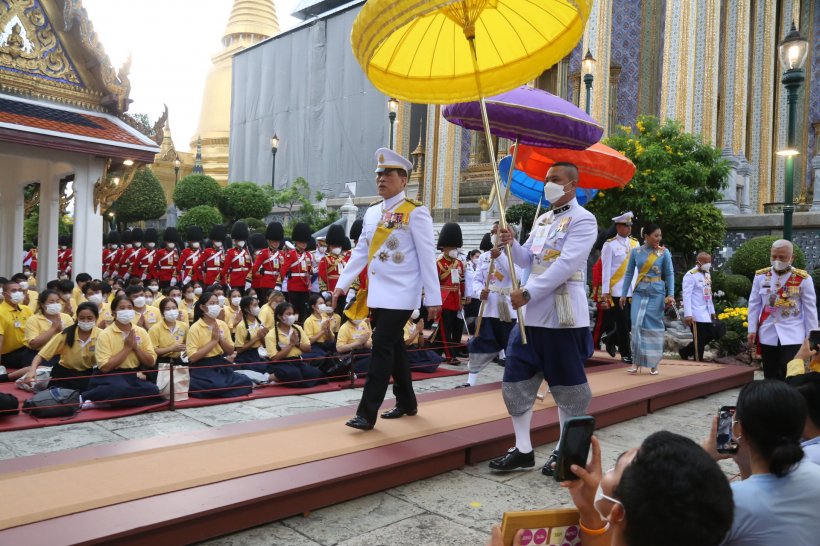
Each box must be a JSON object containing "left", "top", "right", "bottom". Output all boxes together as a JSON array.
[{"left": 223, "top": 0, "right": 279, "bottom": 41}]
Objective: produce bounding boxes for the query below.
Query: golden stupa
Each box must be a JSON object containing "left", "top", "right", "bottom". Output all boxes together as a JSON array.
[{"left": 191, "top": 0, "right": 279, "bottom": 184}]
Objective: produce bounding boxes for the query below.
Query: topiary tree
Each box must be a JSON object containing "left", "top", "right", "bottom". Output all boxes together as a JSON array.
[
  {"left": 219, "top": 182, "right": 273, "bottom": 223},
  {"left": 240, "top": 217, "right": 266, "bottom": 231},
  {"left": 173, "top": 174, "right": 222, "bottom": 210},
  {"left": 726, "top": 235, "right": 807, "bottom": 280},
  {"left": 587, "top": 115, "right": 729, "bottom": 267},
  {"left": 177, "top": 205, "right": 224, "bottom": 234},
  {"left": 111, "top": 168, "right": 167, "bottom": 223}
]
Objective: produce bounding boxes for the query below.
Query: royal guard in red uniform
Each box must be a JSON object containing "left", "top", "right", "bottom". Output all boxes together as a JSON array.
[
  {"left": 124, "top": 227, "right": 145, "bottom": 280},
  {"left": 283, "top": 222, "right": 314, "bottom": 322},
  {"left": 319, "top": 224, "right": 347, "bottom": 316},
  {"left": 151, "top": 227, "right": 181, "bottom": 288},
  {"left": 431, "top": 223, "right": 466, "bottom": 362},
  {"left": 133, "top": 228, "right": 158, "bottom": 281},
  {"left": 116, "top": 230, "right": 136, "bottom": 279},
  {"left": 221, "top": 221, "right": 253, "bottom": 293},
  {"left": 251, "top": 222, "right": 284, "bottom": 300},
  {"left": 195, "top": 224, "right": 226, "bottom": 287},
  {"left": 57, "top": 235, "right": 72, "bottom": 279},
  {"left": 178, "top": 226, "right": 204, "bottom": 285},
  {"left": 103, "top": 231, "right": 122, "bottom": 278},
  {"left": 342, "top": 219, "right": 368, "bottom": 311},
  {"left": 23, "top": 237, "right": 38, "bottom": 278}
]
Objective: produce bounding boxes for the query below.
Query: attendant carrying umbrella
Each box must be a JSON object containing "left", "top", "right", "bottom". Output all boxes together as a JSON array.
[{"left": 513, "top": 142, "right": 637, "bottom": 190}]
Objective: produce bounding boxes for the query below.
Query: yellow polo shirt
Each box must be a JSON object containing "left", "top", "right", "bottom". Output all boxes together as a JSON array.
[
  {"left": 258, "top": 304, "right": 276, "bottom": 329},
  {"left": 132, "top": 305, "right": 162, "bottom": 330},
  {"left": 234, "top": 318, "right": 266, "bottom": 349},
  {"left": 336, "top": 321, "right": 371, "bottom": 349},
  {"left": 96, "top": 323, "right": 155, "bottom": 370},
  {"left": 98, "top": 302, "right": 114, "bottom": 328},
  {"left": 180, "top": 299, "right": 196, "bottom": 323},
  {"left": 38, "top": 327, "right": 100, "bottom": 372},
  {"left": 71, "top": 285, "right": 86, "bottom": 311},
  {"left": 186, "top": 319, "right": 232, "bottom": 359},
  {"left": 265, "top": 324, "right": 306, "bottom": 359},
  {"left": 24, "top": 312, "right": 74, "bottom": 348},
  {"left": 303, "top": 314, "right": 340, "bottom": 344},
  {"left": 404, "top": 321, "right": 422, "bottom": 344},
  {"left": 0, "top": 300, "right": 33, "bottom": 355},
  {"left": 25, "top": 289, "right": 39, "bottom": 312},
  {"left": 223, "top": 304, "right": 243, "bottom": 333},
  {"left": 148, "top": 320, "right": 189, "bottom": 359}
]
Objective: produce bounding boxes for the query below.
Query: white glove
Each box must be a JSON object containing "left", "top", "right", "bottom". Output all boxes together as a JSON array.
[
  {"left": 170, "top": 278, "right": 177, "bottom": 287},
  {"left": 183, "top": 276, "right": 191, "bottom": 285},
  {"left": 123, "top": 273, "right": 131, "bottom": 281},
  {"left": 347, "top": 289, "right": 356, "bottom": 301},
  {"left": 245, "top": 281, "right": 252, "bottom": 291},
  {"left": 275, "top": 284, "right": 281, "bottom": 291},
  {"left": 141, "top": 274, "right": 147, "bottom": 281}
]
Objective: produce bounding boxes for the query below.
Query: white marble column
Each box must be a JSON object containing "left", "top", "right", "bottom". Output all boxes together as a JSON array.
[
  {"left": 37, "top": 171, "right": 62, "bottom": 284},
  {"left": 738, "top": 157, "right": 752, "bottom": 214},
  {"left": 71, "top": 157, "right": 105, "bottom": 278},
  {"left": 0, "top": 184, "right": 24, "bottom": 276},
  {"left": 716, "top": 147, "right": 740, "bottom": 214}
]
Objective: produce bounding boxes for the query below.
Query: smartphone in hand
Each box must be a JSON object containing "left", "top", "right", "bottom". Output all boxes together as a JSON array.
[
  {"left": 554, "top": 416, "right": 595, "bottom": 482},
  {"left": 716, "top": 406, "right": 739, "bottom": 455},
  {"left": 809, "top": 329, "right": 820, "bottom": 352}
]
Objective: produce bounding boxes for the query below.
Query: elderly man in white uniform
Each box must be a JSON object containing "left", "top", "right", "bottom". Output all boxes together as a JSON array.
[
  {"left": 747, "top": 239, "right": 818, "bottom": 380},
  {"left": 680, "top": 252, "right": 717, "bottom": 361},
  {"left": 333, "top": 148, "right": 442, "bottom": 430},
  {"left": 490, "top": 162, "right": 598, "bottom": 474},
  {"left": 600, "top": 211, "right": 639, "bottom": 363}
]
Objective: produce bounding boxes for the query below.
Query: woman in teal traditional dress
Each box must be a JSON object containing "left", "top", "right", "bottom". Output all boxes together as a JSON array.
[{"left": 620, "top": 223, "right": 675, "bottom": 374}]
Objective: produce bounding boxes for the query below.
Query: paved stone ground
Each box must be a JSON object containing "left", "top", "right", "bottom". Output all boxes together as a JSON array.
[{"left": 0, "top": 362, "right": 756, "bottom": 546}]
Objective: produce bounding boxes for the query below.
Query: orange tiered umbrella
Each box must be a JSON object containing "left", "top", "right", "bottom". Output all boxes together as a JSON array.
[{"left": 513, "top": 142, "right": 636, "bottom": 190}]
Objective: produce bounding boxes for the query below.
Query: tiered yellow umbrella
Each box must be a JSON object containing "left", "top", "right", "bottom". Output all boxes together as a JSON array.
[{"left": 351, "top": 0, "right": 592, "bottom": 341}]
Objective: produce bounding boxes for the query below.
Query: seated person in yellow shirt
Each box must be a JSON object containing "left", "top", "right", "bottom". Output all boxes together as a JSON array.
[
  {"left": 224, "top": 288, "right": 244, "bottom": 335},
  {"left": 24, "top": 290, "right": 74, "bottom": 365},
  {"left": 404, "top": 309, "right": 442, "bottom": 373},
  {"left": 180, "top": 283, "right": 198, "bottom": 324},
  {"left": 336, "top": 316, "right": 373, "bottom": 375},
  {"left": 303, "top": 294, "right": 341, "bottom": 355},
  {"left": 264, "top": 302, "right": 326, "bottom": 388},
  {"left": 83, "top": 296, "right": 163, "bottom": 407},
  {"left": 0, "top": 279, "right": 35, "bottom": 371},
  {"left": 145, "top": 281, "right": 161, "bottom": 307},
  {"left": 233, "top": 296, "right": 269, "bottom": 373},
  {"left": 26, "top": 302, "right": 100, "bottom": 392},
  {"left": 149, "top": 298, "right": 188, "bottom": 367},
  {"left": 72, "top": 273, "right": 92, "bottom": 310},
  {"left": 10, "top": 273, "right": 38, "bottom": 312},
  {"left": 259, "top": 290, "right": 286, "bottom": 329},
  {"left": 56, "top": 278, "right": 75, "bottom": 316},
  {"left": 82, "top": 281, "right": 113, "bottom": 328},
  {"left": 163, "top": 286, "right": 189, "bottom": 323},
  {"left": 125, "top": 285, "right": 162, "bottom": 331},
  {"left": 186, "top": 291, "right": 253, "bottom": 399}
]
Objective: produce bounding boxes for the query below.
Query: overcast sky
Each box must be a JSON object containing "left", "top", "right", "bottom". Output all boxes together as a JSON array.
[{"left": 83, "top": 0, "right": 301, "bottom": 151}]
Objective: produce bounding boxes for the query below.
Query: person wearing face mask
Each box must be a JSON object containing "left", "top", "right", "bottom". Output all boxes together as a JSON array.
[
  {"left": 304, "top": 294, "right": 341, "bottom": 355},
  {"left": 335, "top": 315, "right": 373, "bottom": 375},
  {"left": 179, "top": 226, "right": 204, "bottom": 286},
  {"left": 132, "top": 228, "right": 158, "bottom": 282},
  {"left": 233, "top": 296, "right": 270, "bottom": 373},
  {"left": 259, "top": 290, "right": 286, "bottom": 329},
  {"left": 25, "top": 303, "right": 101, "bottom": 392},
  {"left": 251, "top": 222, "right": 285, "bottom": 302},
  {"left": 342, "top": 219, "right": 369, "bottom": 316},
  {"left": 24, "top": 290, "right": 74, "bottom": 363},
  {"left": 163, "top": 287, "right": 189, "bottom": 323},
  {"left": 747, "top": 239, "right": 818, "bottom": 380},
  {"left": 57, "top": 234, "right": 73, "bottom": 279},
  {"left": 103, "top": 231, "right": 121, "bottom": 279},
  {"left": 264, "top": 302, "right": 327, "bottom": 387},
  {"left": 150, "top": 227, "right": 181, "bottom": 289},
  {"left": 83, "top": 281, "right": 113, "bottom": 328},
  {"left": 319, "top": 225, "right": 348, "bottom": 318},
  {"left": 55, "top": 278, "right": 75, "bottom": 316},
  {"left": 404, "top": 309, "right": 442, "bottom": 373},
  {"left": 115, "top": 230, "right": 136, "bottom": 279},
  {"left": 125, "top": 285, "right": 162, "bottom": 330},
  {"left": 148, "top": 298, "right": 189, "bottom": 368},
  {"left": 282, "top": 222, "right": 315, "bottom": 323},
  {"left": 224, "top": 288, "right": 244, "bottom": 334},
  {"left": 185, "top": 291, "right": 253, "bottom": 398},
  {"left": 463, "top": 248, "right": 483, "bottom": 336},
  {"left": 310, "top": 236, "right": 327, "bottom": 296},
  {"left": 431, "top": 223, "right": 468, "bottom": 363},
  {"left": 680, "top": 252, "right": 717, "bottom": 361},
  {"left": 121, "top": 227, "right": 144, "bottom": 281},
  {"left": 181, "top": 284, "right": 199, "bottom": 324},
  {"left": 83, "top": 296, "right": 162, "bottom": 407},
  {"left": 194, "top": 224, "right": 227, "bottom": 287},
  {"left": 600, "top": 212, "right": 639, "bottom": 364},
  {"left": 221, "top": 222, "right": 254, "bottom": 295},
  {"left": 0, "top": 280, "right": 36, "bottom": 370}
]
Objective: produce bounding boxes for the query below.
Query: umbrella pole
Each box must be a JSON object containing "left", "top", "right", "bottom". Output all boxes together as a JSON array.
[
  {"left": 501, "top": 137, "right": 520, "bottom": 208},
  {"left": 467, "top": 36, "right": 527, "bottom": 344},
  {"left": 531, "top": 195, "right": 543, "bottom": 231}
]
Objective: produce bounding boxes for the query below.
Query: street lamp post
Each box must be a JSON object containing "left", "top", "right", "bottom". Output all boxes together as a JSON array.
[
  {"left": 777, "top": 22, "right": 808, "bottom": 241},
  {"left": 387, "top": 98, "right": 399, "bottom": 149},
  {"left": 173, "top": 158, "right": 180, "bottom": 186},
  {"left": 108, "top": 212, "right": 115, "bottom": 231},
  {"left": 271, "top": 134, "right": 279, "bottom": 188},
  {"left": 582, "top": 49, "right": 596, "bottom": 116}
]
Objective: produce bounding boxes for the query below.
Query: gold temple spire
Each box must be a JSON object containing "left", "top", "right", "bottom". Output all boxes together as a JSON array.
[{"left": 223, "top": 0, "right": 279, "bottom": 44}]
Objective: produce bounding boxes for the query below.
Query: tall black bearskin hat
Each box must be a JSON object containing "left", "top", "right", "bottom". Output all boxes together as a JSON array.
[
  {"left": 107, "top": 231, "right": 121, "bottom": 245},
  {"left": 224, "top": 235, "right": 233, "bottom": 248},
  {"left": 209, "top": 224, "right": 226, "bottom": 242},
  {"left": 437, "top": 222, "right": 463, "bottom": 249},
  {"left": 131, "top": 227, "right": 144, "bottom": 243},
  {"left": 58, "top": 234, "right": 72, "bottom": 247},
  {"left": 307, "top": 237, "right": 317, "bottom": 251},
  {"left": 479, "top": 232, "right": 493, "bottom": 252},
  {"left": 186, "top": 226, "right": 203, "bottom": 242},
  {"left": 349, "top": 219, "right": 363, "bottom": 242},
  {"left": 265, "top": 221, "right": 284, "bottom": 242},
  {"left": 326, "top": 224, "right": 346, "bottom": 247},
  {"left": 250, "top": 232, "right": 266, "bottom": 252},
  {"left": 121, "top": 230, "right": 133, "bottom": 245},
  {"left": 163, "top": 227, "right": 179, "bottom": 245},
  {"left": 342, "top": 237, "right": 352, "bottom": 251},
  {"left": 231, "top": 221, "right": 249, "bottom": 241},
  {"left": 292, "top": 222, "right": 312, "bottom": 244},
  {"left": 144, "top": 228, "right": 158, "bottom": 244}
]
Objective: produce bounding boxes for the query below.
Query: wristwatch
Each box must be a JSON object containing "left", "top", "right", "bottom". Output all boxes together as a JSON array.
[{"left": 521, "top": 288, "right": 531, "bottom": 303}]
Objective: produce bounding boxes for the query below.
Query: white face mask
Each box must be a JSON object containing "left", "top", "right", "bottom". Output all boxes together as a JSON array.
[
  {"left": 150, "top": 285, "right": 160, "bottom": 293},
  {"left": 411, "top": 309, "right": 420, "bottom": 320},
  {"left": 173, "top": 296, "right": 182, "bottom": 305},
  {"left": 132, "top": 296, "right": 146, "bottom": 308},
  {"left": 771, "top": 259, "right": 791, "bottom": 271},
  {"left": 699, "top": 263, "right": 712, "bottom": 272},
  {"left": 167, "top": 242, "right": 175, "bottom": 249},
  {"left": 191, "top": 242, "right": 200, "bottom": 249},
  {"left": 214, "top": 241, "right": 223, "bottom": 249},
  {"left": 77, "top": 321, "right": 95, "bottom": 332},
  {"left": 8, "top": 291, "right": 24, "bottom": 305},
  {"left": 319, "top": 304, "right": 334, "bottom": 314},
  {"left": 164, "top": 309, "right": 180, "bottom": 322},
  {"left": 61, "top": 293, "right": 71, "bottom": 302},
  {"left": 60, "top": 245, "right": 68, "bottom": 250},
  {"left": 88, "top": 293, "right": 104, "bottom": 305},
  {"left": 116, "top": 309, "right": 135, "bottom": 324},
  {"left": 471, "top": 257, "right": 479, "bottom": 264},
  {"left": 217, "top": 295, "right": 226, "bottom": 306},
  {"left": 134, "top": 242, "right": 142, "bottom": 248},
  {"left": 125, "top": 244, "right": 132, "bottom": 249},
  {"left": 284, "top": 314, "right": 297, "bottom": 325},
  {"left": 237, "top": 241, "right": 246, "bottom": 248},
  {"left": 323, "top": 247, "right": 336, "bottom": 256},
  {"left": 19, "top": 281, "right": 28, "bottom": 291},
  {"left": 45, "top": 303, "right": 63, "bottom": 315},
  {"left": 147, "top": 242, "right": 156, "bottom": 249},
  {"left": 231, "top": 296, "right": 241, "bottom": 306},
  {"left": 207, "top": 304, "right": 221, "bottom": 318},
  {"left": 193, "top": 287, "right": 203, "bottom": 296},
  {"left": 351, "top": 319, "right": 363, "bottom": 326},
  {"left": 447, "top": 249, "right": 459, "bottom": 259},
  {"left": 543, "top": 181, "right": 568, "bottom": 203},
  {"left": 250, "top": 306, "right": 260, "bottom": 316}
]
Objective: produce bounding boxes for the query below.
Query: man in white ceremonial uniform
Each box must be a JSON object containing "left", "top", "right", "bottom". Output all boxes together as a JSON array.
[
  {"left": 310, "top": 236, "right": 326, "bottom": 297},
  {"left": 490, "top": 162, "right": 597, "bottom": 474},
  {"left": 599, "top": 212, "right": 639, "bottom": 363},
  {"left": 333, "top": 148, "right": 442, "bottom": 430},
  {"left": 680, "top": 252, "right": 717, "bottom": 361},
  {"left": 458, "top": 230, "right": 523, "bottom": 388},
  {"left": 747, "top": 239, "right": 818, "bottom": 380}
]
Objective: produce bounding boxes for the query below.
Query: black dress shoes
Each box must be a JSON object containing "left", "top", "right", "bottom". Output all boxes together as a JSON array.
[
  {"left": 345, "top": 415, "right": 374, "bottom": 430},
  {"left": 489, "top": 447, "right": 535, "bottom": 471},
  {"left": 380, "top": 406, "right": 418, "bottom": 419},
  {"left": 541, "top": 449, "right": 560, "bottom": 476}
]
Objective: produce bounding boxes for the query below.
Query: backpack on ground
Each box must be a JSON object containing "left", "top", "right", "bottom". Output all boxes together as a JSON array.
[
  {"left": 0, "top": 392, "right": 19, "bottom": 416},
  {"left": 22, "top": 388, "right": 80, "bottom": 418}
]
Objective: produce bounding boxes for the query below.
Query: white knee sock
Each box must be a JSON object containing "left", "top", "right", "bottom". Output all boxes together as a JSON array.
[
  {"left": 512, "top": 409, "right": 533, "bottom": 453},
  {"left": 499, "top": 349, "right": 506, "bottom": 359},
  {"left": 467, "top": 372, "right": 479, "bottom": 386}
]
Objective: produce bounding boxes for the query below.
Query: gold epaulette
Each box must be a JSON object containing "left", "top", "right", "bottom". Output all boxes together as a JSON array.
[
  {"left": 605, "top": 236, "right": 617, "bottom": 243},
  {"left": 687, "top": 267, "right": 698, "bottom": 274},
  {"left": 629, "top": 236, "right": 638, "bottom": 241},
  {"left": 406, "top": 198, "right": 422, "bottom": 207},
  {"left": 370, "top": 198, "right": 383, "bottom": 206},
  {"left": 755, "top": 267, "right": 771, "bottom": 275},
  {"left": 793, "top": 267, "right": 809, "bottom": 279}
]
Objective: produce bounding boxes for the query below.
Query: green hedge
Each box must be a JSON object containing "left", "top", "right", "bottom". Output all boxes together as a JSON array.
[
  {"left": 219, "top": 182, "right": 273, "bottom": 222},
  {"left": 177, "top": 205, "right": 224, "bottom": 234},
  {"left": 726, "top": 236, "right": 807, "bottom": 280},
  {"left": 173, "top": 174, "right": 222, "bottom": 210}
]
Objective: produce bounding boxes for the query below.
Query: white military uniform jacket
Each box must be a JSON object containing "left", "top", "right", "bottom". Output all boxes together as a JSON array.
[
  {"left": 464, "top": 260, "right": 478, "bottom": 299},
  {"left": 682, "top": 268, "right": 716, "bottom": 322},
  {"left": 310, "top": 249, "right": 324, "bottom": 293},
  {"left": 747, "top": 266, "right": 818, "bottom": 346},
  {"left": 472, "top": 250, "right": 522, "bottom": 320},
  {"left": 336, "top": 191, "right": 442, "bottom": 310},
  {"left": 601, "top": 235, "right": 639, "bottom": 298},
  {"left": 509, "top": 198, "right": 597, "bottom": 328}
]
